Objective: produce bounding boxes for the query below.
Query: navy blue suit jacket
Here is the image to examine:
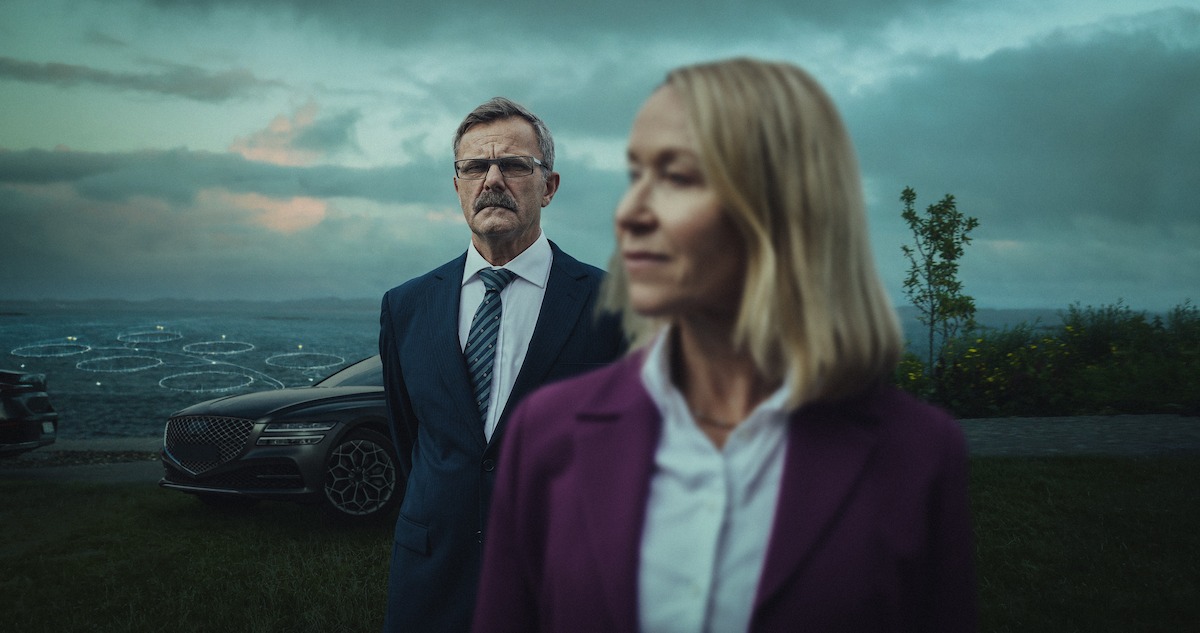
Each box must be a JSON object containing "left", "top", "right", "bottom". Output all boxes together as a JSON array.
[{"left": 379, "top": 241, "right": 625, "bottom": 632}]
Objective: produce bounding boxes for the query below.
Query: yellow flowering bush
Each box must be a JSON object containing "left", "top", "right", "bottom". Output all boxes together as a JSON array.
[{"left": 894, "top": 301, "right": 1200, "bottom": 417}]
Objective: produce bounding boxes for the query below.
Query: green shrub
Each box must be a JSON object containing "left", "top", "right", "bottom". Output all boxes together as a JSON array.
[{"left": 896, "top": 301, "right": 1200, "bottom": 417}]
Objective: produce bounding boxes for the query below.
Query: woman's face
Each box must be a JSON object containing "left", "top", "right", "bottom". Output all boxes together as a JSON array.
[{"left": 615, "top": 86, "right": 746, "bottom": 323}]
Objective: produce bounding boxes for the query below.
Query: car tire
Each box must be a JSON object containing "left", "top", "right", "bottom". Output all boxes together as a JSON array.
[{"left": 322, "top": 428, "right": 401, "bottom": 520}]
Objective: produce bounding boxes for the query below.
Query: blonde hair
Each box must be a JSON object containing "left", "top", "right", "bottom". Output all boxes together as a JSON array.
[{"left": 603, "top": 58, "right": 902, "bottom": 407}]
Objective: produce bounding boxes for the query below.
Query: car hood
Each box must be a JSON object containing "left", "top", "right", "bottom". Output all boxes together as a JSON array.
[{"left": 173, "top": 385, "right": 383, "bottom": 420}]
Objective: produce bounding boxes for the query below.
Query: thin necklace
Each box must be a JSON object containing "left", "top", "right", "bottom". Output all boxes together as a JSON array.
[{"left": 691, "top": 410, "right": 739, "bottom": 430}]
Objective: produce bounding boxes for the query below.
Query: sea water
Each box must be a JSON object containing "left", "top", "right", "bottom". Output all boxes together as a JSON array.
[
  {"left": 2, "top": 299, "right": 1062, "bottom": 439},
  {"left": 1, "top": 299, "right": 379, "bottom": 439}
]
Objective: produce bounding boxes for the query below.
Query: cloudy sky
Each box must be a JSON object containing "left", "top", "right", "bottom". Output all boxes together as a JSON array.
[{"left": 1, "top": 0, "right": 1196, "bottom": 310}]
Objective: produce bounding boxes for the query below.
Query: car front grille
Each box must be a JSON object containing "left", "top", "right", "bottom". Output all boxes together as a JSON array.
[
  {"left": 163, "top": 460, "right": 305, "bottom": 490},
  {"left": 165, "top": 415, "right": 254, "bottom": 475},
  {"left": 215, "top": 462, "right": 305, "bottom": 489}
]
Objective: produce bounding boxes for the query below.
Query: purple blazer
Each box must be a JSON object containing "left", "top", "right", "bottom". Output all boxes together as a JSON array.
[{"left": 473, "top": 352, "right": 977, "bottom": 632}]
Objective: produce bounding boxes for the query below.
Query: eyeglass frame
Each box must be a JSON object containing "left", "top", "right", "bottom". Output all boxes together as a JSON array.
[{"left": 453, "top": 155, "right": 548, "bottom": 180}]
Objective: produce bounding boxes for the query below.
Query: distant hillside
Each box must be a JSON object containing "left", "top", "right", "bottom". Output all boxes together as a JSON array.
[
  {"left": 0, "top": 297, "right": 380, "bottom": 316},
  {"left": 896, "top": 307, "right": 1064, "bottom": 332},
  {"left": 896, "top": 306, "right": 1063, "bottom": 357}
]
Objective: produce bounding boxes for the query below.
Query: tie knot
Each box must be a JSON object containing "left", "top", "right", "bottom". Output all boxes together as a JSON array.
[{"left": 478, "top": 268, "right": 517, "bottom": 293}]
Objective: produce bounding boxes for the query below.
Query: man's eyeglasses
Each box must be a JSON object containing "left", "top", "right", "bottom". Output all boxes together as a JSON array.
[{"left": 454, "top": 156, "right": 546, "bottom": 180}]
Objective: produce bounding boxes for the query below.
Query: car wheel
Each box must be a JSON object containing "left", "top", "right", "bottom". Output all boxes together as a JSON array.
[{"left": 323, "top": 428, "right": 400, "bottom": 519}]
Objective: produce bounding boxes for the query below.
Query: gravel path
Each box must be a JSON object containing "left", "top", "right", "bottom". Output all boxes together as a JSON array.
[
  {"left": 961, "top": 414, "right": 1200, "bottom": 457},
  {"left": 2, "top": 415, "right": 1198, "bottom": 485}
]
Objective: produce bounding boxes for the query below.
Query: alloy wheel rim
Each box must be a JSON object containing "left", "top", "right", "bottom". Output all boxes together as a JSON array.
[{"left": 324, "top": 439, "right": 396, "bottom": 516}]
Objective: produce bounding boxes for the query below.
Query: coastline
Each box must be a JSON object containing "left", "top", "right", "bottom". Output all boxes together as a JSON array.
[
  {"left": 0, "top": 437, "right": 161, "bottom": 474},
  {"left": 46, "top": 437, "right": 163, "bottom": 452}
]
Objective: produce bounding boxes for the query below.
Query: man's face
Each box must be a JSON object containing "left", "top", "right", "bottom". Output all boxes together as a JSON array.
[{"left": 454, "top": 117, "right": 559, "bottom": 253}]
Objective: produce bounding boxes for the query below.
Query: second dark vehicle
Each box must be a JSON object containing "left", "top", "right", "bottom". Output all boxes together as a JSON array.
[
  {"left": 159, "top": 355, "right": 402, "bottom": 520},
  {"left": 0, "top": 370, "right": 59, "bottom": 458}
]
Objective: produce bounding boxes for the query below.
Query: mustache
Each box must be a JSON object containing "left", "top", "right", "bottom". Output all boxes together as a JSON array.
[{"left": 474, "top": 191, "right": 518, "bottom": 212}]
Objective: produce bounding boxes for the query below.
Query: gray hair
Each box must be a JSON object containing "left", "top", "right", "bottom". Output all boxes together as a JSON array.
[{"left": 452, "top": 97, "right": 555, "bottom": 170}]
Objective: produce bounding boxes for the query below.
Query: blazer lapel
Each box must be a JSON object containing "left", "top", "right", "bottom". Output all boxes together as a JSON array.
[
  {"left": 428, "top": 255, "right": 487, "bottom": 447},
  {"left": 753, "top": 399, "right": 881, "bottom": 611},
  {"left": 572, "top": 357, "right": 660, "bottom": 631}
]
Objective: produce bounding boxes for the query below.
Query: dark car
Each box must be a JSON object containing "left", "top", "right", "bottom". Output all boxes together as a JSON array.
[
  {"left": 0, "top": 370, "right": 59, "bottom": 458},
  {"left": 159, "top": 355, "right": 402, "bottom": 520}
]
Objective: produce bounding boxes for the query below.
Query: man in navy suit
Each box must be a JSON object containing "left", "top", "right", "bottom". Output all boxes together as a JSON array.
[{"left": 379, "top": 97, "right": 625, "bottom": 632}]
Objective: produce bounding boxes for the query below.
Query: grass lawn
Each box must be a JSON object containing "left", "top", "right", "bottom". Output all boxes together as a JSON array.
[
  {"left": 0, "top": 482, "right": 393, "bottom": 632},
  {"left": 972, "top": 457, "right": 1199, "bottom": 632},
  {"left": 1, "top": 457, "right": 1197, "bottom": 632}
]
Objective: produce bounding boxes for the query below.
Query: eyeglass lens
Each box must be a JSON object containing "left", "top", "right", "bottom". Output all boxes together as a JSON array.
[{"left": 455, "top": 157, "right": 537, "bottom": 179}]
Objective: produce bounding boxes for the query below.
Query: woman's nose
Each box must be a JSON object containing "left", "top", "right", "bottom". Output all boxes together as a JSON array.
[{"left": 615, "top": 179, "right": 652, "bottom": 230}]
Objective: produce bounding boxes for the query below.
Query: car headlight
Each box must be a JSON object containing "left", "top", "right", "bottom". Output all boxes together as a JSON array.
[
  {"left": 263, "top": 421, "right": 336, "bottom": 432},
  {"left": 257, "top": 436, "right": 324, "bottom": 446},
  {"left": 257, "top": 420, "right": 335, "bottom": 446}
]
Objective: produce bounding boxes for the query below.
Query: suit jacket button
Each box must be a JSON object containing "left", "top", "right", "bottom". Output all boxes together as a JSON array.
[
  {"left": 482, "top": 458, "right": 496, "bottom": 472},
  {"left": 476, "top": 530, "right": 483, "bottom": 544}
]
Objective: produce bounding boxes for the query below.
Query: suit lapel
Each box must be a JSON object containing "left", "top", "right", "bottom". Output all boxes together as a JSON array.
[
  {"left": 498, "top": 243, "right": 590, "bottom": 424},
  {"left": 571, "top": 357, "right": 660, "bottom": 631},
  {"left": 428, "top": 255, "right": 487, "bottom": 447},
  {"left": 561, "top": 353, "right": 882, "bottom": 625},
  {"left": 753, "top": 399, "right": 881, "bottom": 611}
]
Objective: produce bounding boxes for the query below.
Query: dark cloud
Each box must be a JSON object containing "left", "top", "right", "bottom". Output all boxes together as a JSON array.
[
  {"left": 0, "top": 143, "right": 617, "bottom": 301},
  {"left": 83, "top": 30, "right": 129, "bottom": 49},
  {"left": 847, "top": 8, "right": 1200, "bottom": 240},
  {"left": 228, "top": 103, "right": 362, "bottom": 164},
  {"left": 6, "top": 0, "right": 1194, "bottom": 308},
  {"left": 0, "top": 147, "right": 441, "bottom": 206},
  {"left": 141, "top": 0, "right": 954, "bottom": 44},
  {"left": 829, "top": 8, "right": 1200, "bottom": 309},
  {"left": 0, "top": 55, "right": 283, "bottom": 101},
  {"left": 0, "top": 181, "right": 467, "bottom": 300},
  {"left": 293, "top": 109, "right": 362, "bottom": 154},
  {"left": 537, "top": 63, "right": 664, "bottom": 140}
]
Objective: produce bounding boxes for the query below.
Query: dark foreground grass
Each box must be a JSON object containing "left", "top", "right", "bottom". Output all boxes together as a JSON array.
[
  {"left": 973, "top": 457, "right": 1199, "bottom": 632},
  {"left": 1, "top": 457, "right": 1198, "bottom": 632},
  {"left": 0, "top": 484, "right": 393, "bottom": 633}
]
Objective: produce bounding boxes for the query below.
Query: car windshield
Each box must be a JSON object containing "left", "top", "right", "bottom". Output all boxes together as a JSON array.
[{"left": 315, "top": 355, "right": 383, "bottom": 388}]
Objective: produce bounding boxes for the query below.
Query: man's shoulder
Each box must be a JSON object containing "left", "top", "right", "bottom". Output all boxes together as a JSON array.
[
  {"left": 383, "top": 253, "right": 466, "bottom": 298},
  {"left": 548, "top": 240, "right": 606, "bottom": 281}
]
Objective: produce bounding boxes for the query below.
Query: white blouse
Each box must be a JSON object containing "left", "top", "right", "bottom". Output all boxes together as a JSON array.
[{"left": 637, "top": 329, "right": 793, "bottom": 633}]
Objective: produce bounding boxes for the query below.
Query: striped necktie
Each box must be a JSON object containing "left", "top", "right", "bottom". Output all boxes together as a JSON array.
[{"left": 465, "top": 268, "right": 517, "bottom": 422}]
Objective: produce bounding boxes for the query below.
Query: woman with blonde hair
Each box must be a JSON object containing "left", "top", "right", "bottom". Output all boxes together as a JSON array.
[{"left": 473, "top": 58, "right": 976, "bottom": 632}]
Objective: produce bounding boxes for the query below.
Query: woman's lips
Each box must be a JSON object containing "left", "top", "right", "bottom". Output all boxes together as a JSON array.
[{"left": 623, "top": 251, "right": 669, "bottom": 273}]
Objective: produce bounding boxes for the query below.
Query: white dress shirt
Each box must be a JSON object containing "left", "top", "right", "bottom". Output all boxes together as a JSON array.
[
  {"left": 637, "top": 328, "right": 793, "bottom": 633},
  {"left": 458, "top": 231, "right": 552, "bottom": 441}
]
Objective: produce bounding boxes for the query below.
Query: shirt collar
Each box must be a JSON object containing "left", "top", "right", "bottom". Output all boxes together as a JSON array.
[
  {"left": 640, "top": 326, "right": 794, "bottom": 426},
  {"left": 462, "top": 231, "right": 552, "bottom": 289}
]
